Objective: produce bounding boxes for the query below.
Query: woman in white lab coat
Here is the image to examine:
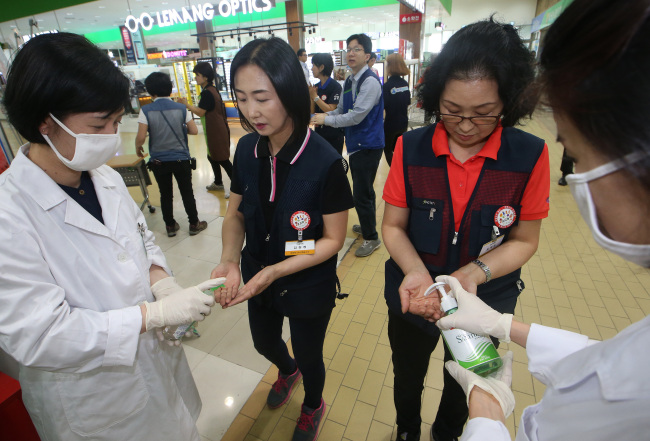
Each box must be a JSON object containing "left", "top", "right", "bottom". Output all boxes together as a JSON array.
[
  {"left": 416, "top": 0, "right": 650, "bottom": 440},
  {"left": 0, "top": 33, "right": 219, "bottom": 441}
]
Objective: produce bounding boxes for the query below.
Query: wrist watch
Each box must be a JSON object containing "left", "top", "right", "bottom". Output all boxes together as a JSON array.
[
  {"left": 314, "top": 96, "right": 320, "bottom": 102},
  {"left": 472, "top": 259, "right": 492, "bottom": 284}
]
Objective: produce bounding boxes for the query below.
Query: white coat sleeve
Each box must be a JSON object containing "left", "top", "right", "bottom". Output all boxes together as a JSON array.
[
  {"left": 0, "top": 227, "right": 142, "bottom": 373},
  {"left": 526, "top": 323, "right": 595, "bottom": 385},
  {"left": 461, "top": 418, "right": 511, "bottom": 441}
]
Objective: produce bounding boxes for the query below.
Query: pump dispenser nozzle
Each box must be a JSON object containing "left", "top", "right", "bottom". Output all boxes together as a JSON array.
[{"left": 424, "top": 282, "right": 458, "bottom": 314}]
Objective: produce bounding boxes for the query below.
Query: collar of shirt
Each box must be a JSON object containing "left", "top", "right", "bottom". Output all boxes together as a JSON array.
[
  {"left": 431, "top": 122, "right": 503, "bottom": 161},
  {"left": 318, "top": 77, "right": 332, "bottom": 91},
  {"left": 254, "top": 130, "right": 311, "bottom": 164},
  {"left": 153, "top": 97, "right": 173, "bottom": 101}
]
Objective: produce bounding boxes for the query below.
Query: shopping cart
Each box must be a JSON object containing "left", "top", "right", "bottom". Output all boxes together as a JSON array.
[{"left": 107, "top": 154, "right": 155, "bottom": 213}]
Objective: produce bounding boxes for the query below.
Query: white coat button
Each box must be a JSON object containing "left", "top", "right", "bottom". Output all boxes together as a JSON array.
[
  {"left": 118, "top": 253, "right": 129, "bottom": 262},
  {"left": 280, "top": 290, "right": 287, "bottom": 296}
]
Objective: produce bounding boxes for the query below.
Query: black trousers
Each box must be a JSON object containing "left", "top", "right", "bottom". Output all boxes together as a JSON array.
[
  {"left": 248, "top": 298, "right": 332, "bottom": 409},
  {"left": 207, "top": 155, "right": 233, "bottom": 186},
  {"left": 384, "top": 128, "right": 407, "bottom": 166},
  {"left": 560, "top": 148, "right": 574, "bottom": 176},
  {"left": 349, "top": 148, "right": 383, "bottom": 241},
  {"left": 150, "top": 160, "right": 198, "bottom": 226},
  {"left": 387, "top": 284, "right": 521, "bottom": 440}
]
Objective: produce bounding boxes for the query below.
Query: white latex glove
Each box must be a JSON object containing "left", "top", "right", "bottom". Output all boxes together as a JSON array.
[
  {"left": 435, "top": 275, "right": 513, "bottom": 343},
  {"left": 445, "top": 351, "right": 515, "bottom": 418},
  {"left": 151, "top": 276, "right": 183, "bottom": 300},
  {"left": 143, "top": 279, "right": 225, "bottom": 331}
]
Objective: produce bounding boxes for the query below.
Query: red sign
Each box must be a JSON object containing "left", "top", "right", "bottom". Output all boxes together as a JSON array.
[{"left": 400, "top": 13, "right": 422, "bottom": 24}]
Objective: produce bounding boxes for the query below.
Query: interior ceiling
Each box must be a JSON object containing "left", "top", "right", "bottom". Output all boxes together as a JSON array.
[{"left": 0, "top": 0, "right": 448, "bottom": 51}]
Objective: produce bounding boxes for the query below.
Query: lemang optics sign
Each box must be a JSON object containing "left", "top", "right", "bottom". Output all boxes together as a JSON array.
[{"left": 125, "top": 0, "right": 275, "bottom": 33}]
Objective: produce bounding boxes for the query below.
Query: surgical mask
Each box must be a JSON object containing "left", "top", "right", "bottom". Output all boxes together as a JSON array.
[
  {"left": 566, "top": 151, "right": 650, "bottom": 267},
  {"left": 42, "top": 113, "right": 121, "bottom": 171}
]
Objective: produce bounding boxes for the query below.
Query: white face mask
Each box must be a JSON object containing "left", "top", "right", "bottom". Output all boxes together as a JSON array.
[
  {"left": 42, "top": 113, "right": 121, "bottom": 171},
  {"left": 566, "top": 151, "right": 650, "bottom": 267}
]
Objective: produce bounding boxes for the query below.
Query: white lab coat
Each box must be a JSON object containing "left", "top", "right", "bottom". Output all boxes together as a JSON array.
[
  {"left": 0, "top": 145, "right": 201, "bottom": 441},
  {"left": 461, "top": 316, "right": 650, "bottom": 441}
]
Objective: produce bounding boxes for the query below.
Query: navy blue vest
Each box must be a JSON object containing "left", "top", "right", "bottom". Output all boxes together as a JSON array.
[
  {"left": 235, "top": 130, "right": 343, "bottom": 318},
  {"left": 385, "top": 123, "right": 545, "bottom": 333},
  {"left": 142, "top": 98, "right": 190, "bottom": 162},
  {"left": 342, "top": 68, "right": 385, "bottom": 153}
]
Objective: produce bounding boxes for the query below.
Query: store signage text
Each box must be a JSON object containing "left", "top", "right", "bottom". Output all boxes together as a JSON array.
[
  {"left": 147, "top": 50, "right": 189, "bottom": 59},
  {"left": 125, "top": 1, "right": 274, "bottom": 33},
  {"left": 397, "top": 0, "right": 425, "bottom": 14},
  {"left": 400, "top": 13, "right": 422, "bottom": 24}
]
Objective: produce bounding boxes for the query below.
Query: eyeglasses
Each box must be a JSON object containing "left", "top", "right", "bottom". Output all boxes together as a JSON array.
[
  {"left": 346, "top": 47, "right": 365, "bottom": 54},
  {"left": 439, "top": 113, "right": 502, "bottom": 125}
]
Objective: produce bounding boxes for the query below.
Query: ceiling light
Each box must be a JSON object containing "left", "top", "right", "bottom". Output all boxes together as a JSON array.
[
  {"left": 98, "top": 6, "right": 106, "bottom": 9},
  {"left": 66, "top": 12, "right": 73, "bottom": 16}
]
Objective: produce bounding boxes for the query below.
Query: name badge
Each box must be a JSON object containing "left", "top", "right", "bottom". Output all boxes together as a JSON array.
[
  {"left": 479, "top": 236, "right": 504, "bottom": 257},
  {"left": 285, "top": 240, "right": 316, "bottom": 256}
]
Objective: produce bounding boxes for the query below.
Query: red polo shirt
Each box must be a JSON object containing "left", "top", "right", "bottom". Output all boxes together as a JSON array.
[{"left": 383, "top": 123, "right": 550, "bottom": 230}]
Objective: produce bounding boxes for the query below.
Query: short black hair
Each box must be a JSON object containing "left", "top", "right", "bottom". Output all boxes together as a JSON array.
[
  {"left": 193, "top": 62, "right": 214, "bottom": 84},
  {"left": 231, "top": 37, "right": 310, "bottom": 144},
  {"left": 297, "top": 48, "right": 306, "bottom": 57},
  {"left": 346, "top": 34, "right": 372, "bottom": 54},
  {"left": 144, "top": 72, "right": 173, "bottom": 97},
  {"left": 3, "top": 32, "right": 129, "bottom": 144},
  {"left": 369, "top": 52, "right": 377, "bottom": 61},
  {"left": 311, "top": 53, "right": 334, "bottom": 77},
  {"left": 418, "top": 17, "right": 535, "bottom": 127}
]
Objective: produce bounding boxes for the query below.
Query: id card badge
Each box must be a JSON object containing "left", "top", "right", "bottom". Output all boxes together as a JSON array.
[
  {"left": 479, "top": 235, "right": 504, "bottom": 256},
  {"left": 285, "top": 240, "right": 316, "bottom": 256},
  {"left": 286, "top": 211, "right": 315, "bottom": 255}
]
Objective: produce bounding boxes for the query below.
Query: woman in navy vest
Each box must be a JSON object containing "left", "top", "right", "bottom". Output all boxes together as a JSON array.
[
  {"left": 210, "top": 37, "right": 353, "bottom": 441},
  {"left": 381, "top": 19, "right": 550, "bottom": 441}
]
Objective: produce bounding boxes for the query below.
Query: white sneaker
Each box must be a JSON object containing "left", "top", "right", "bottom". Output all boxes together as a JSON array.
[{"left": 224, "top": 187, "right": 230, "bottom": 199}]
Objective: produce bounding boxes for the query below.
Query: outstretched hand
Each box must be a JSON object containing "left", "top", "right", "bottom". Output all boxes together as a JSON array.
[
  {"left": 211, "top": 262, "right": 241, "bottom": 307},
  {"left": 398, "top": 270, "right": 442, "bottom": 322},
  {"left": 226, "top": 266, "right": 277, "bottom": 308}
]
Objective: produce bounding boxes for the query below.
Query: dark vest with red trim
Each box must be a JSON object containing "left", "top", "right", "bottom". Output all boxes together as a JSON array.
[
  {"left": 235, "top": 130, "right": 343, "bottom": 318},
  {"left": 385, "top": 123, "right": 545, "bottom": 333}
]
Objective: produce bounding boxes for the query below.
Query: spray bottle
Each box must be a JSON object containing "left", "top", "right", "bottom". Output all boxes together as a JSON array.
[
  {"left": 425, "top": 282, "right": 502, "bottom": 377},
  {"left": 162, "top": 284, "right": 226, "bottom": 341}
]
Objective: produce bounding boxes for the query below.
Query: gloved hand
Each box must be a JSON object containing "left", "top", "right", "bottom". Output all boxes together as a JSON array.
[
  {"left": 151, "top": 276, "right": 184, "bottom": 300},
  {"left": 143, "top": 280, "right": 222, "bottom": 331},
  {"left": 445, "top": 351, "right": 515, "bottom": 418},
  {"left": 435, "top": 275, "right": 513, "bottom": 343}
]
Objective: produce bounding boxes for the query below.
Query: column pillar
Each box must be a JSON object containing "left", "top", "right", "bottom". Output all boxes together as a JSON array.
[
  {"left": 285, "top": 0, "right": 304, "bottom": 52},
  {"left": 398, "top": 3, "right": 426, "bottom": 60},
  {"left": 196, "top": 20, "right": 215, "bottom": 57}
]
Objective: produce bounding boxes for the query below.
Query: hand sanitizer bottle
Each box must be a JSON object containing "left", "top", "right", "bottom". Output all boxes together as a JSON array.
[
  {"left": 162, "top": 284, "right": 225, "bottom": 341},
  {"left": 425, "top": 282, "right": 502, "bottom": 376}
]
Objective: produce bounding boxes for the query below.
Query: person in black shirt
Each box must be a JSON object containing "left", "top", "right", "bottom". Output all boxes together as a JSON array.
[
  {"left": 210, "top": 38, "right": 353, "bottom": 441},
  {"left": 309, "top": 53, "right": 345, "bottom": 155},
  {"left": 383, "top": 53, "right": 411, "bottom": 166}
]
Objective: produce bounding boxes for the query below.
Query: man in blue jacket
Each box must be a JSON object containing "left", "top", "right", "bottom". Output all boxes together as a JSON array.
[{"left": 311, "top": 33, "right": 384, "bottom": 257}]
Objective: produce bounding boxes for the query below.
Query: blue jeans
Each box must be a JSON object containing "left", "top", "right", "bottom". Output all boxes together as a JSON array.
[{"left": 349, "top": 148, "right": 383, "bottom": 240}]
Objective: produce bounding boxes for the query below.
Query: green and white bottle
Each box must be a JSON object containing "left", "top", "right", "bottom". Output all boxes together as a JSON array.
[{"left": 426, "top": 282, "right": 502, "bottom": 377}]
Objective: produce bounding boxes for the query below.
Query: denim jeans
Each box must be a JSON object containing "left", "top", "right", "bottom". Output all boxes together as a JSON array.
[
  {"left": 150, "top": 160, "right": 199, "bottom": 226},
  {"left": 349, "top": 148, "right": 383, "bottom": 240}
]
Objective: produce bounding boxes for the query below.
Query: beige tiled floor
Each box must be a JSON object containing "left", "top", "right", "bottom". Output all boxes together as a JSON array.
[{"left": 114, "top": 111, "right": 649, "bottom": 441}]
